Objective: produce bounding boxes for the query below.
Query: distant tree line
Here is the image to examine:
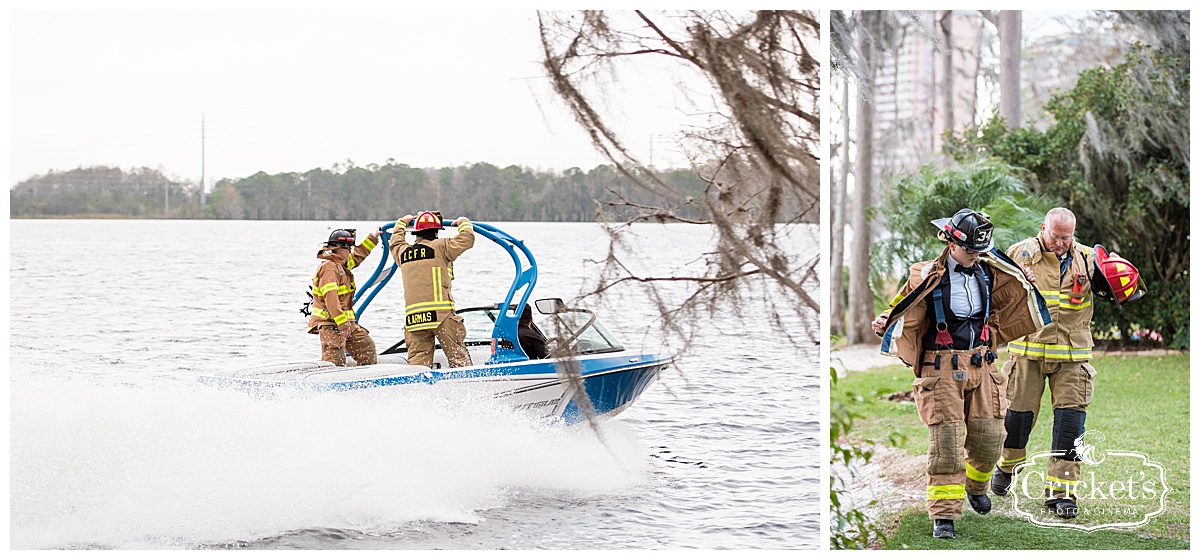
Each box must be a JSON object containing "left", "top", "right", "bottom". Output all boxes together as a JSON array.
[
  {"left": 10, "top": 160, "right": 799, "bottom": 223},
  {"left": 9, "top": 166, "right": 197, "bottom": 218}
]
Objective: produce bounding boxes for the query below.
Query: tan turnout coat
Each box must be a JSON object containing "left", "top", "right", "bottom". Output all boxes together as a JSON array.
[
  {"left": 1005, "top": 237, "right": 1097, "bottom": 361},
  {"left": 389, "top": 220, "right": 475, "bottom": 331},
  {"left": 307, "top": 233, "right": 380, "bottom": 332},
  {"left": 878, "top": 246, "right": 1052, "bottom": 377}
]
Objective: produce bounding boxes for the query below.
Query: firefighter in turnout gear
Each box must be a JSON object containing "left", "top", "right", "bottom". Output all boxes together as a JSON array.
[
  {"left": 389, "top": 211, "right": 475, "bottom": 368},
  {"left": 991, "top": 207, "right": 1145, "bottom": 519},
  {"left": 872, "top": 208, "right": 1051, "bottom": 539},
  {"left": 307, "top": 227, "right": 381, "bottom": 366}
]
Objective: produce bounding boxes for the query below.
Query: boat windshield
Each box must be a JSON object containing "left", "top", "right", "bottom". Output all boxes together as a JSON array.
[
  {"left": 459, "top": 307, "right": 504, "bottom": 344},
  {"left": 456, "top": 306, "right": 624, "bottom": 354},
  {"left": 549, "top": 309, "right": 625, "bottom": 354}
]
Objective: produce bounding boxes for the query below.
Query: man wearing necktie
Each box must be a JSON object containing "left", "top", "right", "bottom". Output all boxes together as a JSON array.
[
  {"left": 991, "top": 208, "right": 1141, "bottom": 520},
  {"left": 872, "top": 208, "right": 1050, "bottom": 539}
]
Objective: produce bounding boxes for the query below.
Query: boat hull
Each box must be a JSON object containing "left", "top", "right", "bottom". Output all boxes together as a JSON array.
[{"left": 198, "top": 351, "right": 667, "bottom": 425}]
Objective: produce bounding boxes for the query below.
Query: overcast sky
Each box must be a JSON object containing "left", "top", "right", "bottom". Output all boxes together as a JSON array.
[{"left": 9, "top": 7, "right": 697, "bottom": 187}]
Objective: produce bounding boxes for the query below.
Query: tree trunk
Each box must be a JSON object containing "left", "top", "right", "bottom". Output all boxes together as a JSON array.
[
  {"left": 998, "top": 10, "right": 1022, "bottom": 127},
  {"left": 831, "top": 77, "right": 850, "bottom": 336},
  {"left": 940, "top": 10, "right": 955, "bottom": 166},
  {"left": 847, "top": 11, "right": 877, "bottom": 345},
  {"left": 969, "top": 17, "right": 983, "bottom": 125}
]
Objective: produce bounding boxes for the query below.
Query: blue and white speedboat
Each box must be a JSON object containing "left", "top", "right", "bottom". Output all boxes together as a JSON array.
[{"left": 199, "top": 221, "right": 669, "bottom": 425}]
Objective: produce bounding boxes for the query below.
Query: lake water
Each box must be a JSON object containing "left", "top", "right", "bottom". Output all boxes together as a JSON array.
[{"left": 8, "top": 219, "right": 820, "bottom": 550}]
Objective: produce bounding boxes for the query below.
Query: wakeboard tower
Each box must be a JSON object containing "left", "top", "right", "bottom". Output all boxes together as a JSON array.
[{"left": 199, "top": 220, "right": 669, "bottom": 425}]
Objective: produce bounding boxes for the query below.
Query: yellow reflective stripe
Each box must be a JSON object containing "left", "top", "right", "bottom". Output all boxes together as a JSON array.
[
  {"left": 407, "top": 321, "right": 442, "bottom": 331},
  {"left": 1042, "top": 289, "right": 1093, "bottom": 310},
  {"left": 1000, "top": 456, "right": 1026, "bottom": 467},
  {"left": 313, "top": 309, "right": 339, "bottom": 321},
  {"left": 1041, "top": 346, "right": 1091, "bottom": 359},
  {"left": 928, "top": 484, "right": 966, "bottom": 501},
  {"left": 312, "top": 281, "right": 339, "bottom": 297},
  {"left": 314, "top": 282, "right": 354, "bottom": 296},
  {"left": 1007, "top": 341, "right": 1092, "bottom": 359},
  {"left": 965, "top": 461, "right": 993, "bottom": 482},
  {"left": 405, "top": 301, "right": 455, "bottom": 313},
  {"left": 362, "top": 237, "right": 377, "bottom": 251},
  {"left": 314, "top": 308, "right": 354, "bottom": 323},
  {"left": 889, "top": 291, "right": 905, "bottom": 307},
  {"left": 432, "top": 267, "right": 444, "bottom": 302},
  {"left": 1059, "top": 297, "right": 1092, "bottom": 310},
  {"left": 331, "top": 309, "right": 357, "bottom": 325},
  {"left": 458, "top": 221, "right": 472, "bottom": 232},
  {"left": 347, "top": 254, "right": 356, "bottom": 269},
  {"left": 1008, "top": 341, "right": 1036, "bottom": 356}
]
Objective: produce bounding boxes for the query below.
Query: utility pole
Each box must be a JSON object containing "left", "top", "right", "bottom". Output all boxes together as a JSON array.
[{"left": 165, "top": 182, "right": 169, "bottom": 216}]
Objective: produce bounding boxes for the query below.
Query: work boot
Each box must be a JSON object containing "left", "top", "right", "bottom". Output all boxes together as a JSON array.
[
  {"left": 932, "top": 519, "right": 955, "bottom": 539},
  {"left": 1047, "top": 498, "right": 1079, "bottom": 519},
  {"left": 967, "top": 492, "right": 992, "bottom": 515},
  {"left": 991, "top": 467, "right": 1012, "bottom": 496}
]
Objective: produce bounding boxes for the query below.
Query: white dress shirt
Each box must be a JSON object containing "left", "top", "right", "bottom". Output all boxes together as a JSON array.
[{"left": 946, "top": 254, "right": 984, "bottom": 318}]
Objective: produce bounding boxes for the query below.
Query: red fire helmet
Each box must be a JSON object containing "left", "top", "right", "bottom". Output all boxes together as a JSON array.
[
  {"left": 1092, "top": 244, "right": 1147, "bottom": 307},
  {"left": 412, "top": 211, "right": 444, "bottom": 232}
]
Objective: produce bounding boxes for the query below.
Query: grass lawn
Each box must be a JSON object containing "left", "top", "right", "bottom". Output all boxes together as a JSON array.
[
  {"left": 884, "top": 509, "right": 1189, "bottom": 549},
  {"left": 833, "top": 351, "right": 1190, "bottom": 549}
]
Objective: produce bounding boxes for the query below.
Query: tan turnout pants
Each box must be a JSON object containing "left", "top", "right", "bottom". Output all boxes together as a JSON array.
[
  {"left": 912, "top": 347, "right": 1008, "bottom": 520},
  {"left": 405, "top": 313, "right": 472, "bottom": 368},
  {"left": 317, "top": 323, "right": 378, "bottom": 367},
  {"left": 1000, "top": 356, "right": 1094, "bottom": 501}
]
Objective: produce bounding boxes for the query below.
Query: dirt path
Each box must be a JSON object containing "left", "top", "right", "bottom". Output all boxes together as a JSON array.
[
  {"left": 831, "top": 343, "right": 922, "bottom": 539},
  {"left": 831, "top": 343, "right": 901, "bottom": 377},
  {"left": 833, "top": 442, "right": 926, "bottom": 527}
]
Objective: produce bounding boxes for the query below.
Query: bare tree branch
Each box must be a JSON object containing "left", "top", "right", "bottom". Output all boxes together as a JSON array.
[{"left": 538, "top": 9, "right": 821, "bottom": 362}]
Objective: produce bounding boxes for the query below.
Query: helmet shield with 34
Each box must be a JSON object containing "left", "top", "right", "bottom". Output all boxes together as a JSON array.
[{"left": 931, "top": 208, "right": 995, "bottom": 252}]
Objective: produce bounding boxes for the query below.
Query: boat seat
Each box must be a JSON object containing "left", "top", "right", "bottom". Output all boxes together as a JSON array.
[{"left": 374, "top": 354, "right": 410, "bottom": 365}]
